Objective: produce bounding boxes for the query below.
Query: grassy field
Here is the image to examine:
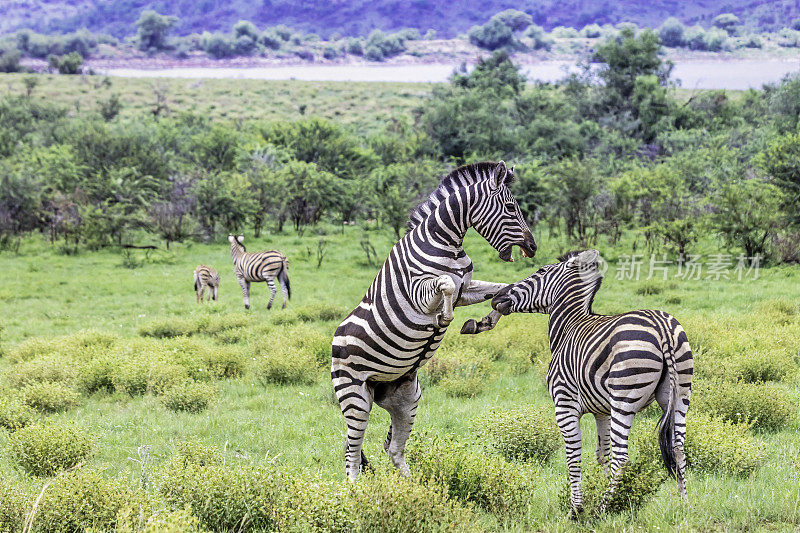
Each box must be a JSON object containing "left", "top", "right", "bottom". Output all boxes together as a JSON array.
[{"left": 1, "top": 225, "right": 799, "bottom": 531}]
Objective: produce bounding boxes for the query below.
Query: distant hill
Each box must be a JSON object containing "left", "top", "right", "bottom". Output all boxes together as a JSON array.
[{"left": 1, "top": 0, "right": 798, "bottom": 38}]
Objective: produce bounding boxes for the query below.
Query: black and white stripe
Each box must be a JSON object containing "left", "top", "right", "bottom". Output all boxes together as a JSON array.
[
  {"left": 332, "top": 161, "right": 537, "bottom": 480},
  {"left": 228, "top": 234, "right": 291, "bottom": 310},
  {"left": 193, "top": 264, "right": 220, "bottom": 303},
  {"left": 463, "top": 249, "right": 693, "bottom": 515}
]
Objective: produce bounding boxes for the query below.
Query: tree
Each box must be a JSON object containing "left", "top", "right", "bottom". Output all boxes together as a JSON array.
[
  {"left": 711, "top": 179, "right": 785, "bottom": 258},
  {"left": 275, "top": 161, "right": 341, "bottom": 232},
  {"left": 0, "top": 46, "right": 21, "bottom": 73},
  {"left": 712, "top": 13, "right": 740, "bottom": 34},
  {"left": 369, "top": 160, "right": 442, "bottom": 238},
  {"left": 136, "top": 10, "right": 177, "bottom": 52},
  {"left": 543, "top": 159, "right": 602, "bottom": 245},
  {"left": 754, "top": 132, "right": 800, "bottom": 226},
  {"left": 468, "top": 18, "right": 516, "bottom": 51},
  {"left": 491, "top": 10, "right": 532, "bottom": 32},
  {"left": 658, "top": 17, "right": 685, "bottom": 47},
  {"left": 148, "top": 174, "right": 197, "bottom": 249},
  {"left": 194, "top": 171, "right": 256, "bottom": 239}
]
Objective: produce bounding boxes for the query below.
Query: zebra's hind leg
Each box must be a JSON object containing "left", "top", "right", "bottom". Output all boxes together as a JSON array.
[
  {"left": 595, "top": 414, "right": 611, "bottom": 472},
  {"left": 675, "top": 393, "right": 689, "bottom": 502},
  {"left": 266, "top": 279, "right": 277, "bottom": 310},
  {"left": 374, "top": 373, "right": 421, "bottom": 477},
  {"left": 332, "top": 362, "right": 374, "bottom": 481},
  {"left": 237, "top": 277, "right": 251, "bottom": 309},
  {"left": 597, "top": 410, "right": 635, "bottom": 514},
  {"left": 555, "top": 405, "right": 584, "bottom": 519}
]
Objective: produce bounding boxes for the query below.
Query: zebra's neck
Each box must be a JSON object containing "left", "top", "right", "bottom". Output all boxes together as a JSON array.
[
  {"left": 547, "top": 277, "right": 603, "bottom": 350},
  {"left": 420, "top": 188, "right": 470, "bottom": 249},
  {"left": 231, "top": 243, "right": 245, "bottom": 263}
]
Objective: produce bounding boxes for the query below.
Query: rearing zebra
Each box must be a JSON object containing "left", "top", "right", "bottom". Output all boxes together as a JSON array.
[
  {"left": 462, "top": 250, "right": 693, "bottom": 516},
  {"left": 228, "top": 234, "right": 291, "bottom": 310},
  {"left": 332, "top": 161, "right": 537, "bottom": 480}
]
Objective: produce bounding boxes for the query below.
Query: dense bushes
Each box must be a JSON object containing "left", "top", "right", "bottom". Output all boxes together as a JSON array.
[
  {"left": 161, "top": 380, "right": 218, "bottom": 412},
  {"left": 474, "top": 406, "right": 561, "bottom": 463},
  {"left": 21, "top": 381, "right": 79, "bottom": 413},
  {"left": 0, "top": 395, "right": 35, "bottom": 430},
  {"left": 691, "top": 379, "right": 796, "bottom": 431},
  {"left": 8, "top": 423, "right": 95, "bottom": 476},
  {"left": 252, "top": 345, "right": 319, "bottom": 385}
]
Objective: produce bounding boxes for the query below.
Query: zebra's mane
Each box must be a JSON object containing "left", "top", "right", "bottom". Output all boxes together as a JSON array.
[
  {"left": 406, "top": 161, "right": 512, "bottom": 232},
  {"left": 557, "top": 250, "right": 603, "bottom": 312}
]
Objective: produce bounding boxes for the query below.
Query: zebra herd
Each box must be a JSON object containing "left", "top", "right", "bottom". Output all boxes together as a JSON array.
[
  {"left": 331, "top": 161, "right": 694, "bottom": 517},
  {"left": 190, "top": 160, "right": 694, "bottom": 517},
  {"left": 192, "top": 235, "right": 291, "bottom": 310}
]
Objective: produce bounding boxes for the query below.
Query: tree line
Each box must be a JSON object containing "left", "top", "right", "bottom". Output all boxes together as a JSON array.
[{"left": 1, "top": 29, "right": 799, "bottom": 262}]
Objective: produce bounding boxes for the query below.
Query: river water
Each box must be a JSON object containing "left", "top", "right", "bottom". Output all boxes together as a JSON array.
[{"left": 103, "top": 59, "right": 800, "bottom": 90}]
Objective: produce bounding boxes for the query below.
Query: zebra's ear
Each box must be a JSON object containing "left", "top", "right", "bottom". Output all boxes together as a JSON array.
[
  {"left": 227, "top": 235, "right": 235, "bottom": 243},
  {"left": 237, "top": 235, "right": 244, "bottom": 243},
  {"left": 492, "top": 161, "right": 508, "bottom": 188},
  {"left": 576, "top": 249, "right": 600, "bottom": 267}
]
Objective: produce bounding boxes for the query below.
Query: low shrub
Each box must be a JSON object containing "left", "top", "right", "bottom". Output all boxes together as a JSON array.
[
  {"left": 730, "top": 351, "right": 796, "bottom": 383},
  {"left": 31, "top": 469, "right": 147, "bottom": 533},
  {"left": 139, "top": 317, "right": 197, "bottom": 338},
  {"left": 756, "top": 297, "right": 798, "bottom": 324},
  {"left": 294, "top": 303, "right": 347, "bottom": 323},
  {"left": 277, "top": 477, "right": 355, "bottom": 533},
  {"left": 0, "top": 478, "right": 26, "bottom": 533},
  {"left": 136, "top": 507, "right": 204, "bottom": 533},
  {"left": 111, "top": 358, "right": 151, "bottom": 396},
  {"left": 5, "top": 337, "right": 59, "bottom": 362},
  {"left": 691, "top": 379, "right": 796, "bottom": 431},
  {"left": 21, "top": 381, "right": 80, "bottom": 413},
  {"left": 559, "top": 421, "right": 667, "bottom": 515},
  {"left": 252, "top": 345, "right": 319, "bottom": 386},
  {"left": 161, "top": 380, "right": 217, "bottom": 413},
  {"left": 202, "top": 347, "right": 245, "bottom": 379},
  {"left": 406, "top": 432, "right": 539, "bottom": 517},
  {"left": 76, "top": 353, "right": 119, "bottom": 393},
  {"left": 149, "top": 363, "right": 190, "bottom": 395},
  {"left": 159, "top": 454, "right": 283, "bottom": 532},
  {"left": 686, "top": 413, "right": 765, "bottom": 475},
  {"left": 473, "top": 406, "right": 561, "bottom": 463},
  {"left": 8, "top": 422, "right": 95, "bottom": 476},
  {"left": 0, "top": 395, "right": 36, "bottom": 431},
  {"left": 3, "top": 356, "right": 78, "bottom": 388}
]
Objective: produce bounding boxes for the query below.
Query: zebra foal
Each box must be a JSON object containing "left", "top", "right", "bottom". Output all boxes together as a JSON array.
[
  {"left": 462, "top": 250, "right": 693, "bottom": 516},
  {"left": 332, "top": 161, "right": 537, "bottom": 481},
  {"left": 193, "top": 265, "right": 220, "bottom": 303},
  {"left": 228, "top": 234, "right": 291, "bottom": 310}
]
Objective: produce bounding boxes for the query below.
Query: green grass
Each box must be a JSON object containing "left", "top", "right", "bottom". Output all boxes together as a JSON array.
[
  {"left": 0, "top": 226, "right": 799, "bottom": 531},
  {"left": 0, "top": 73, "right": 432, "bottom": 132}
]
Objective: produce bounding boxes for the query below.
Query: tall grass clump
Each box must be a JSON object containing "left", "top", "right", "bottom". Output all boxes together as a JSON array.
[
  {"left": 251, "top": 344, "right": 320, "bottom": 386},
  {"left": 0, "top": 477, "right": 26, "bottom": 533},
  {"left": 8, "top": 422, "right": 95, "bottom": 476},
  {"left": 138, "top": 316, "right": 197, "bottom": 338},
  {"left": 692, "top": 379, "right": 796, "bottom": 431},
  {"left": 2, "top": 356, "right": 78, "bottom": 388},
  {"left": 406, "top": 432, "right": 539, "bottom": 518},
  {"left": 473, "top": 406, "right": 561, "bottom": 463},
  {"left": 160, "top": 380, "right": 218, "bottom": 413}
]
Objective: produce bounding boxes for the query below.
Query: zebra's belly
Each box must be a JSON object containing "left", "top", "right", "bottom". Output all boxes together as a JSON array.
[{"left": 332, "top": 302, "right": 447, "bottom": 382}]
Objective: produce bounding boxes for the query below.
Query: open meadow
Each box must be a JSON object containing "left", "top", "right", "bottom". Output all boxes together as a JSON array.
[{"left": 1, "top": 227, "right": 799, "bottom": 532}]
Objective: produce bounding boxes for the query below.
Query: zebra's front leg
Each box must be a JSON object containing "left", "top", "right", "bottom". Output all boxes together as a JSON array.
[
  {"left": 556, "top": 406, "right": 584, "bottom": 519},
  {"left": 597, "top": 410, "right": 634, "bottom": 514},
  {"left": 266, "top": 279, "right": 277, "bottom": 310},
  {"left": 374, "top": 373, "right": 421, "bottom": 477},
  {"left": 237, "top": 276, "right": 251, "bottom": 309},
  {"left": 434, "top": 275, "right": 456, "bottom": 327},
  {"left": 332, "top": 363, "right": 374, "bottom": 481},
  {"left": 460, "top": 309, "right": 503, "bottom": 334}
]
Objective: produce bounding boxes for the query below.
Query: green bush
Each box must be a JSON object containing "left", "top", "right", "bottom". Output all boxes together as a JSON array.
[
  {"left": 139, "top": 317, "right": 197, "bottom": 338},
  {"left": 8, "top": 422, "right": 95, "bottom": 476},
  {"left": 473, "top": 406, "right": 561, "bottom": 463},
  {"left": 294, "top": 303, "right": 347, "bottom": 323},
  {"left": 2, "top": 356, "right": 78, "bottom": 388},
  {"left": 149, "top": 363, "right": 190, "bottom": 395},
  {"left": 0, "top": 477, "right": 26, "bottom": 533},
  {"left": 76, "top": 352, "right": 119, "bottom": 393},
  {"left": 691, "top": 379, "right": 796, "bottom": 431},
  {"left": 406, "top": 432, "right": 538, "bottom": 517},
  {"left": 21, "top": 381, "right": 80, "bottom": 413},
  {"left": 5, "top": 337, "right": 59, "bottom": 362},
  {"left": 0, "top": 395, "right": 36, "bottom": 431},
  {"left": 202, "top": 347, "right": 245, "bottom": 379},
  {"left": 674, "top": 413, "right": 764, "bottom": 476},
  {"left": 252, "top": 345, "right": 319, "bottom": 386},
  {"left": 161, "top": 380, "right": 217, "bottom": 413},
  {"left": 111, "top": 358, "right": 151, "bottom": 396},
  {"left": 159, "top": 454, "right": 283, "bottom": 532},
  {"left": 730, "top": 350, "right": 796, "bottom": 383},
  {"left": 31, "top": 469, "right": 147, "bottom": 533},
  {"left": 136, "top": 507, "right": 204, "bottom": 533}
]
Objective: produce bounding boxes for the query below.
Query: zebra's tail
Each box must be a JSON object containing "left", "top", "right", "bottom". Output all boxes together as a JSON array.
[
  {"left": 658, "top": 342, "right": 678, "bottom": 479},
  {"left": 278, "top": 257, "right": 291, "bottom": 300},
  {"left": 193, "top": 271, "right": 199, "bottom": 292}
]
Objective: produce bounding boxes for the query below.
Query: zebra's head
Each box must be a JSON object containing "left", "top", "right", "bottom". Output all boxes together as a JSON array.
[
  {"left": 470, "top": 161, "right": 536, "bottom": 262},
  {"left": 228, "top": 234, "right": 246, "bottom": 251},
  {"left": 492, "top": 249, "right": 602, "bottom": 315}
]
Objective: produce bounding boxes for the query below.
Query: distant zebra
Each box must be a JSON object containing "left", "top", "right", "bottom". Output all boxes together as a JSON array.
[
  {"left": 332, "top": 161, "right": 537, "bottom": 480},
  {"left": 462, "top": 250, "right": 693, "bottom": 516},
  {"left": 193, "top": 265, "right": 220, "bottom": 303},
  {"left": 228, "top": 234, "right": 291, "bottom": 310}
]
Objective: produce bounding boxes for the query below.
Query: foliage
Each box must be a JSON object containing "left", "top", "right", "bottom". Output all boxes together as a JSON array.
[
  {"left": 21, "top": 381, "right": 80, "bottom": 413},
  {"left": 473, "top": 406, "right": 561, "bottom": 463},
  {"left": 160, "top": 380, "right": 218, "bottom": 413},
  {"left": 137, "top": 10, "right": 177, "bottom": 52},
  {"left": 0, "top": 395, "right": 35, "bottom": 431},
  {"left": 251, "top": 344, "right": 319, "bottom": 386},
  {"left": 0, "top": 477, "right": 26, "bottom": 533},
  {"left": 8, "top": 422, "right": 95, "bottom": 476},
  {"left": 683, "top": 413, "right": 765, "bottom": 476},
  {"left": 48, "top": 51, "right": 83, "bottom": 74},
  {"left": 691, "top": 379, "right": 796, "bottom": 431},
  {"left": 468, "top": 10, "right": 530, "bottom": 51}
]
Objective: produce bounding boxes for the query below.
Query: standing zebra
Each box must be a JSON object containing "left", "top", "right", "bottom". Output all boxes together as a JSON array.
[
  {"left": 462, "top": 250, "right": 693, "bottom": 516},
  {"left": 193, "top": 265, "right": 220, "bottom": 303},
  {"left": 332, "top": 161, "right": 537, "bottom": 481},
  {"left": 228, "top": 234, "right": 291, "bottom": 310}
]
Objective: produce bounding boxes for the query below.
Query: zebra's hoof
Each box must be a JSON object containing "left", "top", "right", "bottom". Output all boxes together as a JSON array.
[
  {"left": 244, "top": 304, "right": 250, "bottom": 310},
  {"left": 460, "top": 319, "right": 478, "bottom": 334},
  {"left": 567, "top": 505, "right": 584, "bottom": 521},
  {"left": 436, "top": 313, "right": 452, "bottom": 328}
]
